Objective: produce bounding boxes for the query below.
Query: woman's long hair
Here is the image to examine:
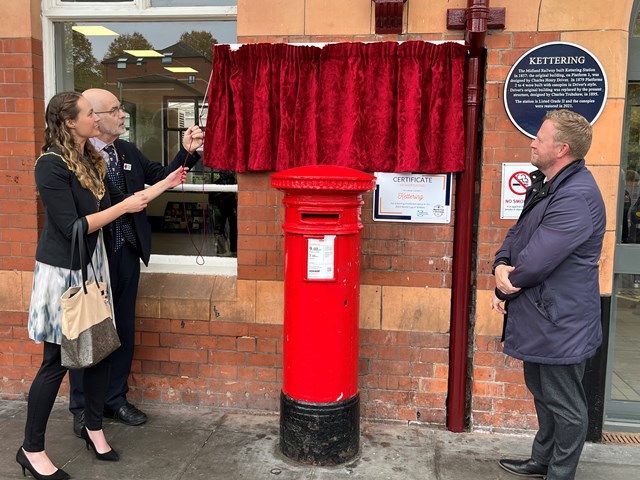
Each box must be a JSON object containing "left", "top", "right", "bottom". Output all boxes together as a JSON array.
[{"left": 42, "top": 92, "right": 106, "bottom": 200}]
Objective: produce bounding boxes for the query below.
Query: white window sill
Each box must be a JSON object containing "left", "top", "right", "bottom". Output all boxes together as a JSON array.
[{"left": 143, "top": 254, "right": 236, "bottom": 276}]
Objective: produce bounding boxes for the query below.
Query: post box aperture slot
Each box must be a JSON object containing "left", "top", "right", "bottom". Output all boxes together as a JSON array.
[{"left": 300, "top": 212, "right": 340, "bottom": 224}]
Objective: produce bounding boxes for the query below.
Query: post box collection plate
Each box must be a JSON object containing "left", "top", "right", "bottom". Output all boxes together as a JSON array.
[{"left": 306, "top": 235, "right": 335, "bottom": 280}]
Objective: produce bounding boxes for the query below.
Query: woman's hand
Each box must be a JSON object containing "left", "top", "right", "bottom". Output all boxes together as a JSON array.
[
  {"left": 121, "top": 192, "right": 149, "bottom": 213},
  {"left": 85, "top": 188, "right": 148, "bottom": 233},
  {"left": 165, "top": 166, "right": 188, "bottom": 189}
]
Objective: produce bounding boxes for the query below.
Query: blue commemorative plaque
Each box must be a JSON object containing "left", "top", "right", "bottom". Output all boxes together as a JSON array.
[{"left": 504, "top": 42, "right": 607, "bottom": 138}]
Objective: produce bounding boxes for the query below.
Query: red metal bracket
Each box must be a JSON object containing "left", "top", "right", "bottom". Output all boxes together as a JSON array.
[
  {"left": 374, "top": 0, "right": 407, "bottom": 35},
  {"left": 446, "top": 7, "right": 506, "bottom": 30}
]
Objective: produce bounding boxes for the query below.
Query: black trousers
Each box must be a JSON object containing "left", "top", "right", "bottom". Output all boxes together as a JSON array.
[
  {"left": 210, "top": 192, "right": 237, "bottom": 253},
  {"left": 524, "top": 361, "right": 588, "bottom": 480},
  {"left": 218, "top": 193, "right": 237, "bottom": 253},
  {"left": 70, "top": 241, "right": 140, "bottom": 414},
  {"left": 23, "top": 342, "right": 109, "bottom": 452}
]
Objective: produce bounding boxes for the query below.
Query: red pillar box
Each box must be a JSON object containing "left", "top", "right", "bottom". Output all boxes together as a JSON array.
[{"left": 271, "top": 166, "right": 376, "bottom": 465}]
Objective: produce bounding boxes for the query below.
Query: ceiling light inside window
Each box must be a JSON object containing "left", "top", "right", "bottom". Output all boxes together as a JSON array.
[
  {"left": 165, "top": 67, "right": 198, "bottom": 73},
  {"left": 72, "top": 25, "right": 119, "bottom": 36},
  {"left": 123, "top": 50, "right": 164, "bottom": 57}
]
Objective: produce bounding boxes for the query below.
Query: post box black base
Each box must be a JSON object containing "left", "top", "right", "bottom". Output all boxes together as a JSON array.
[{"left": 280, "top": 392, "right": 360, "bottom": 465}]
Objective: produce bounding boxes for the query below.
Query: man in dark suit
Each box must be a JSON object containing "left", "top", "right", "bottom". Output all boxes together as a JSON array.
[{"left": 69, "top": 88, "right": 204, "bottom": 434}]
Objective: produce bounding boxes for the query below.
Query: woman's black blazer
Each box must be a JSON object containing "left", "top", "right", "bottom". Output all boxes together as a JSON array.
[{"left": 34, "top": 148, "right": 125, "bottom": 269}]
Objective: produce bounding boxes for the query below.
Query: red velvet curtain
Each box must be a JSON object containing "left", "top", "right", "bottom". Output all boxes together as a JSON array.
[{"left": 204, "top": 41, "right": 467, "bottom": 173}]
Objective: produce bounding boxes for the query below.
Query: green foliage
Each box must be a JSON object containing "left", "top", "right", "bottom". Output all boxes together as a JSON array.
[
  {"left": 71, "top": 29, "right": 103, "bottom": 91},
  {"left": 179, "top": 31, "right": 218, "bottom": 60},
  {"left": 104, "top": 32, "right": 153, "bottom": 60}
]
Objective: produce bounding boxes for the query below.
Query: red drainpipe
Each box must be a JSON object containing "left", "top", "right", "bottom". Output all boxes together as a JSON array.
[{"left": 447, "top": 0, "right": 489, "bottom": 433}]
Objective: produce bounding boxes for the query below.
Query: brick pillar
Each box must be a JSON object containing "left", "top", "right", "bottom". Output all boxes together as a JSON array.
[
  {"left": 0, "top": 0, "right": 45, "bottom": 395},
  {"left": 0, "top": 0, "right": 44, "bottom": 270}
]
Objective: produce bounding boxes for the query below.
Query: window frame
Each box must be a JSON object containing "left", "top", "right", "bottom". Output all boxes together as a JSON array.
[
  {"left": 41, "top": 0, "right": 237, "bottom": 101},
  {"left": 41, "top": 0, "right": 239, "bottom": 274}
]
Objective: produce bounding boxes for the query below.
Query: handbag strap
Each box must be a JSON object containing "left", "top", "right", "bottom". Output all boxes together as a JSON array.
[{"left": 67, "top": 219, "right": 101, "bottom": 294}]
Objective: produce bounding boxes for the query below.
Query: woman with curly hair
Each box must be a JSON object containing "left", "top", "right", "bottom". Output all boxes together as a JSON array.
[{"left": 17, "top": 92, "right": 186, "bottom": 480}]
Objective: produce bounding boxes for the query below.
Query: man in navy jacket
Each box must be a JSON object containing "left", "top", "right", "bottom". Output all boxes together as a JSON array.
[
  {"left": 69, "top": 89, "right": 204, "bottom": 433},
  {"left": 491, "top": 110, "right": 605, "bottom": 480}
]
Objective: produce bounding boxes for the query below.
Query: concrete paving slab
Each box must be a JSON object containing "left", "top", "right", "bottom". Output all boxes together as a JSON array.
[
  {"left": 184, "top": 415, "right": 313, "bottom": 480},
  {"left": 0, "top": 400, "right": 638, "bottom": 480},
  {"left": 136, "top": 404, "right": 226, "bottom": 431},
  {"left": 65, "top": 424, "right": 211, "bottom": 480}
]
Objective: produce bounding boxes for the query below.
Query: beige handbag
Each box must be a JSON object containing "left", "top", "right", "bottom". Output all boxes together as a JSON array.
[{"left": 60, "top": 220, "right": 120, "bottom": 369}]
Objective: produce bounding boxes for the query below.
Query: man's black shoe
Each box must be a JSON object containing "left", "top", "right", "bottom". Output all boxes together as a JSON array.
[
  {"left": 498, "top": 458, "right": 548, "bottom": 478},
  {"left": 104, "top": 402, "right": 147, "bottom": 426},
  {"left": 73, "top": 410, "right": 85, "bottom": 438}
]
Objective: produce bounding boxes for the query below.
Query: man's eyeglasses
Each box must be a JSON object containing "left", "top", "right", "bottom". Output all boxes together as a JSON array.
[{"left": 95, "top": 105, "right": 126, "bottom": 116}]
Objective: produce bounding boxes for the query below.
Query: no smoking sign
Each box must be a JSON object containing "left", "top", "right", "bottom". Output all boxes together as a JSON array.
[
  {"left": 509, "top": 171, "right": 532, "bottom": 195},
  {"left": 501, "top": 163, "right": 536, "bottom": 219}
]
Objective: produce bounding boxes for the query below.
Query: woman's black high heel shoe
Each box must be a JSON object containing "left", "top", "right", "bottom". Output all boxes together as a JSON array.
[
  {"left": 80, "top": 427, "right": 119, "bottom": 461},
  {"left": 15, "top": 447, "right": 70, "bottom": 480}
]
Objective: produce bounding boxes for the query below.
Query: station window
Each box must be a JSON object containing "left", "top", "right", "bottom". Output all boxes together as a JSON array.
[{"left": 43, "top": 1, "right": 237, "bottom": 273}]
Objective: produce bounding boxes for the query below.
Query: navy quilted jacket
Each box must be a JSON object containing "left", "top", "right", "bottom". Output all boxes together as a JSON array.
[{"left": 493, "top": 159, "right": 606, "bottom": 365}]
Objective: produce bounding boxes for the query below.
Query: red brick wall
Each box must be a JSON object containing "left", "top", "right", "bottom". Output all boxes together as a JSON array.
[
  {"left": 125, "top": 319, "right": 450, "bottom": 426},
  {"left": 0, "top": 310, "right": 38, "bottom": 399},
  {"left": 472, "top": 335, "right": 538, "bottom": 430},
  {"left": 236, "top": 173, "right": 455, "bottom": 286},
  {"left": 0, "top": 34, "right": 44, "bottom": 399},
  {"left": 359, "top": 330, "right": 449, "bottom": 424},
  {"left": 0, "top": 37, "right": 43, "bottom": 271},
  {"left": 0, "top": 20, "right": 569, "bottom": 434},
  {"left": 472, "top": 32, "right": 562, "bottom": 431},
  {"left": 131, "top": 321, "right": 283, "bottom": 409},
  {"left": 140, "top": 31, "right": 451, "bottom": 427},
  {"left": 477, "top": 31, "right": 561, "bottom": 290},
  {"left": 236, "top": 173, "right": 285, "bottom": 281}
]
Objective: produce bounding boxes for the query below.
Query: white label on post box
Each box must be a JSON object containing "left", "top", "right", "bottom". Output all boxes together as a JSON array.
[{"left": 307, "top": 235, "right": 335, "bottom": 280}]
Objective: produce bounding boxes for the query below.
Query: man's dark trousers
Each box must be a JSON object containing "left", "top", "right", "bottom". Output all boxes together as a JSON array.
[
  {"left": 524, "top": 361, "right": 588, "bottom": 480},
  {"left": 69, "top": 241, "right": 140, "bottom": 414}
]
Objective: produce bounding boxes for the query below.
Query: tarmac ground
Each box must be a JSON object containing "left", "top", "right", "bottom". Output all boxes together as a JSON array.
[{"left": 0, "top": 399, "right": 638, "bottom": 479}]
